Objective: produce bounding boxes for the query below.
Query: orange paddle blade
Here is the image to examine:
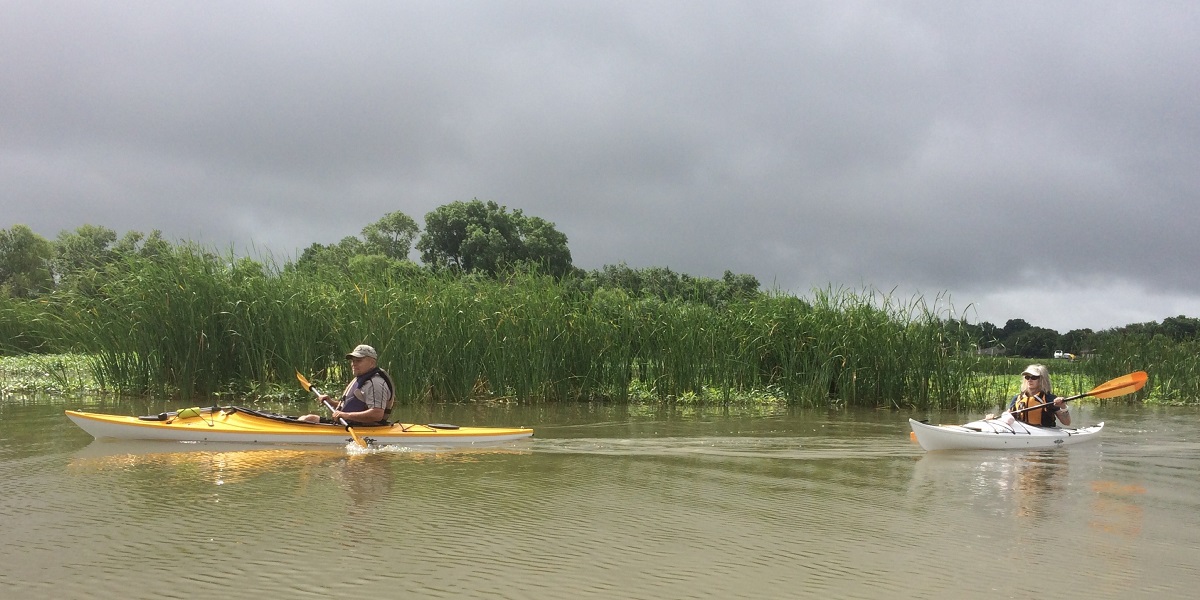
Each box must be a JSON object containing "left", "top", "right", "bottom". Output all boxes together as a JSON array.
[
  {"left": 295, "top": 371, "right": 313, "bottom": 392},
  {"left": 1088, "top": 371, "right": 1148, "bottom": 399}
]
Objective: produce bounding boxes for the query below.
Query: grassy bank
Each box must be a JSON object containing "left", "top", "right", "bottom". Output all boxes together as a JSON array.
[
  {"left": 0, "top": 353, "right": 98, "bottom": 396},
  {"left": 2, "top": 245, "right": 1190, "bottom": 407},
  {"left": 0, "top": 246, "right": 980, "bottom": 407}
]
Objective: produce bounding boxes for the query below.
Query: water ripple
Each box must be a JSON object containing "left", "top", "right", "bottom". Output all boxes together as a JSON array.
[
  {"left": 532, "top": 435, "right": 918, "bottom": 460},
  {"left": 3, "top": 405, "right": 1200, "bottom": 599}
]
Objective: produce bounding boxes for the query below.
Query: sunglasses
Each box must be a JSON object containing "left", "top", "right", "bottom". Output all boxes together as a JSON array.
[{"left": 1023, "top": 374, "right": 1040, "bottom": 380}]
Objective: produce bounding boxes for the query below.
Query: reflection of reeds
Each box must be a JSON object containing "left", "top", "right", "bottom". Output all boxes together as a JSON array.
[{"left": 16, "top": 246, "right": 1116, "bottom": 408}]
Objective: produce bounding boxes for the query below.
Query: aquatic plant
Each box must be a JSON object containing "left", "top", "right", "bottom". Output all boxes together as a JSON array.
[{"left": 12, "top": 243, "right": 1187, "bottom": 408}]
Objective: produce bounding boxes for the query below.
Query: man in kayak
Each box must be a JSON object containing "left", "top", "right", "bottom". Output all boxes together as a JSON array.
[
  {"left": 987, "top": 364, "right": 1071, "bottom": 427},
  {"left": 298, "top": 344, "right": 395, "bottom": 425}
]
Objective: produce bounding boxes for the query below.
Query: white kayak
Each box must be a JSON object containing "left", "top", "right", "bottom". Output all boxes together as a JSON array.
[{"left": 908, "top": 417, "right": 1103, "bottom": 451}]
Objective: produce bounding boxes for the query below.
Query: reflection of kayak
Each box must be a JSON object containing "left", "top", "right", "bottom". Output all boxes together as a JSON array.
[
  {"left": 65, "top": 406, "right": 534, "bottom": 446},
  {"left": 70, "top": 440, "right": 530, "bottom": 479},
  {"left": 908, "top": 418, "right": 1103, "bottom": 451},
  {"left": 69, "top": 443, "right": 338, "bottom": 483}
]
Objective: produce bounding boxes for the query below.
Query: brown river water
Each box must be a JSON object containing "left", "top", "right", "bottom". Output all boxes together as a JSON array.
[{"left": 1, "top": 397, "right": 1198, "bottom": 599}]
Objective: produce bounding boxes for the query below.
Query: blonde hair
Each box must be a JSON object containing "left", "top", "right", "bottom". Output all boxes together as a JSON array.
[{"left": 1020, "top": 364, "right": 1053, "bottom": 394}]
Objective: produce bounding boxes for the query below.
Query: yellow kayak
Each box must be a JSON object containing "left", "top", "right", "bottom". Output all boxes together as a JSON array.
[{"left": 65, "top": 406, "right": 534, "bottom": 446}]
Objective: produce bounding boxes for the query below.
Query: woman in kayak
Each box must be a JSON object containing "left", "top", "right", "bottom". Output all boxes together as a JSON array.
[{"left": 1005, "top": 364, "right": 1071, "bottom": 427}]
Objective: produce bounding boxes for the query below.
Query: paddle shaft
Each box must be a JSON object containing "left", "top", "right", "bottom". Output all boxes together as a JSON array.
[
  {"left": 1007, "top": 393, "right": 1079, "bottom": 416},
  {"left": 312, "top": 388, "right": 352, "bottom": 427},
  {"left": 310, "top": 386, "right": 342, "bottom": 419},
  {"left": 299, "top": 374, "right": 367, "bottom": 448}
]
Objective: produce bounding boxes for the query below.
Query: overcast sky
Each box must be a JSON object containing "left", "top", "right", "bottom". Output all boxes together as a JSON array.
[{"left": 3, "top": 1, "right": 1197, "bottom": 333}]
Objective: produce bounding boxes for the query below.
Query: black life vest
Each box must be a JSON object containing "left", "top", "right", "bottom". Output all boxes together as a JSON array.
[{"left": 339, "top": 367, "right": 396, "bottom": 424}]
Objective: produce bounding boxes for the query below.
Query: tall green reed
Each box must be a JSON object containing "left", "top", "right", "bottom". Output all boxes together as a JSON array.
[
  {"left": 0, "top": 294, "right": 65, "bottom": 354},
  {"left": 1087, "top": 333, "right": 1199, "bottom": 404},
  {"left": 33, "top": 248, "right": 993, "bottom": 407}
]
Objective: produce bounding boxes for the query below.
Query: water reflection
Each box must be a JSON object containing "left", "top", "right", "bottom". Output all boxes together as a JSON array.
[
  {"left": 68, "top": 439, "right": 532, "bottom": 508},
  {"left": 908, "top": 450, "right": 1069, "bottom": 521},
  {"left": 333, "top": 454, "right": 393, "bottom": 508},
  {"left": 1008, "top": 453, "right": 1067, "bottom": 519},
  {"left": 1088, "top": 480, "right": 1146, "bottom": 537},
  {"left": 5, "top": 401, "right": 1199, "bottom": 600},
  {"left": 70, "top": 440, "right": 342, "bottom": 473}
]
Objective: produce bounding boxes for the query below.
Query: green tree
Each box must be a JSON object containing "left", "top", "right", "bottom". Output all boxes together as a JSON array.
[
  {"left": 362, "top": 211, "right": 419, "bottom": 260},
  {"left": 1060, "top": 328, "right": 1096, "bottom": 354},
  {"left": 1009, "top": 327, "right": 1060, "bottom": 358},
  {"left": 970, "top": 321, "right": 1003, "bottom": 347},
  {"left": 417, "top": 199, "right": 573, "bottom": 277},
  {"left": 112, "top": 229, "right": 172, "bottom": 261},
  {"left": 53, "top": 224, "right": 118, "bottom": 282},
  {"left": 1001, "top": 318, "right": 1033, "bottom": 338},
  {"left": 0, "top": 225, "right": 54, "bottom": 298},
  {"left": 1160, "top": 315, "right": 1200, "bottom": 342},
  {"left": 347, "top": 253, "right": 424, "bottom": 281},
  {"left": 292, "top": 212, "right": 419, "bottom": 274},
  {"left": 577, "top": 263, "right": 760, "bottom": 308},
  {"left": 54, "top": 226, "right": 174, "bottom": 294},
  {"left": 292, "top": 236, "right": 368, "bottom": 274}
]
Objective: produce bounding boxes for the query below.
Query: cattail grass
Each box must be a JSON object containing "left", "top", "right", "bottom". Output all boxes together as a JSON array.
[
  {"left": 1086, "top": 333, "right": 1198, "bottom": 404},
  {"left": 0, "top": 294, "right": 65, "bottom": 354},
  {"left": 21, "top": 245, "right": 1036, "bottom": 407}
]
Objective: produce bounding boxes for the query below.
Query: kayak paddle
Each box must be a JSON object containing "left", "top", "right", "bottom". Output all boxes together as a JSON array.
[
  {"left": 295, "top": 371, "right": 368, "bottom": 448},
  {"left": 1008, "top": 370, "right": 1148, "bottom": 417}
]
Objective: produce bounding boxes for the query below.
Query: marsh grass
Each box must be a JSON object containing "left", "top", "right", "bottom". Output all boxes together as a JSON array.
[
  {"left": 8, "top": 245, "right": 1189, "bottom": 407},
  {"left": 33, "top": 249, "right": 912, "bottom": 404},
  {"left": 1087, "top": 334, "right": 1200, "bottom": 405},
  {"left": 0, "top": 295, "right": 65, "bottom": 355},
  {"left": 0, "top": 352, "right": 97, "bottom": 395},
  {"left": 966, "top": 365, "right": 1100, "bottom": 414},
  {"left": 968, "top": 355, "right": 1185, "bottom": 409}
]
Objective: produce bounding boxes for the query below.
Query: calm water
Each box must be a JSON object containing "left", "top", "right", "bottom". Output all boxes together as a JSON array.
[{"left": 1, "top": 397, "right": 1198, "bottom": 599}]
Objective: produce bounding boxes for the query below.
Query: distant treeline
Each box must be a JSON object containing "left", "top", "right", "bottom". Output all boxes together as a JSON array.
[
  {"left": 2, "top": 200, "right": 1197, "bottom": 405},
  {"left": 953, "top": 315, "right": 1200, "bottom": 359}
]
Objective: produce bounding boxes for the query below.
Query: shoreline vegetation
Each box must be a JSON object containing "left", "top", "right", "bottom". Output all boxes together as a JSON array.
[
  {"left": 1, "top": 254, "right": 1194, "bottom": 408},
  {"left": 3, "top": 208, "right": 1198, "bottom": 408}
]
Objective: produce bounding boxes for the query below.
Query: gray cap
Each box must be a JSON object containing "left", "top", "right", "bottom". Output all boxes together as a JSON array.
[{"left": 346, "top": 344, "right": 378, "bottom": 359}]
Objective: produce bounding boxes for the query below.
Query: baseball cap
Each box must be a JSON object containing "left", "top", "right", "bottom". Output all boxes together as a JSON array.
[{"left": 346, "top": 344, "right": 378, "bottom": 359}]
